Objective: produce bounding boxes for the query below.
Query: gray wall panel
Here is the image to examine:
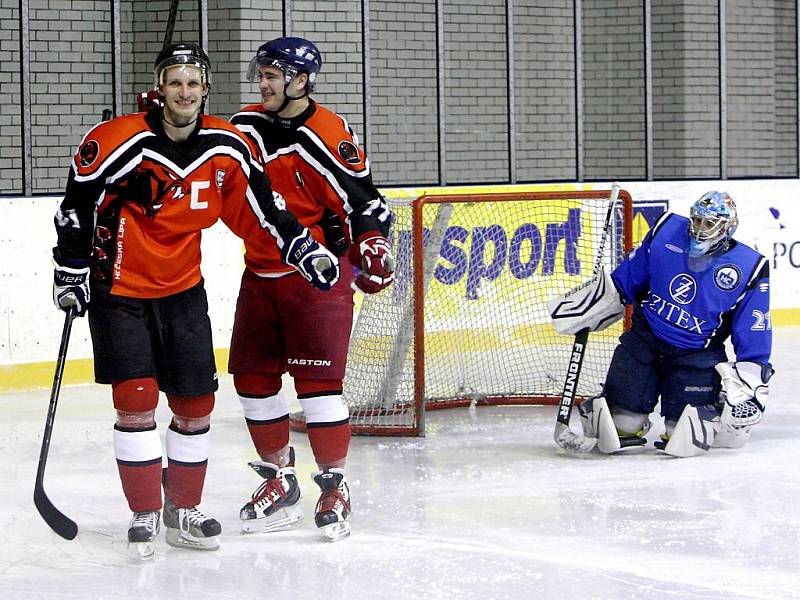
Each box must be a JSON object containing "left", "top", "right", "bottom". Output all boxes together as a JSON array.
[
  {"left": 0, "top": 0, "right": 22, "bottom": 193},
  {"left": 514, "top": 0, "right": 576, "bottom": 182},
  {"left": 2, "top": 1, "right": 799, "bottom": 196}
]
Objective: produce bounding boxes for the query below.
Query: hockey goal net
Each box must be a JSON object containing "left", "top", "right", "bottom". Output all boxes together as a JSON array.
[{"left": 295, "top": 189, "right": 633, "bottom": 436}]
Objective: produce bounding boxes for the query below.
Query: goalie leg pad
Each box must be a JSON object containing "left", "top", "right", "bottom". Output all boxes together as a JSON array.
[
  {"left": 578, "top": 397, "right": 648, "bottom": 454},
  {"left": 663, "top": 404, "right": 719, "bottom": 458}
]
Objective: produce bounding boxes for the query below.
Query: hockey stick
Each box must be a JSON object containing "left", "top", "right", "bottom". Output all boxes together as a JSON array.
[
  {"left": 162, "top": 0, "right": 180, "bottom": 51},
  {"left": 553, "top": 182, "right": 621, "bottom": 453},
  {"left": 34, "top": 307, "right": 78, "bottom": 539}
]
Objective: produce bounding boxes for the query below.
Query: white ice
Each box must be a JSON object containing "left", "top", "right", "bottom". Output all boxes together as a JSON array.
[{"left": 1, "top": 328, "right": 798, "bottom": 600}]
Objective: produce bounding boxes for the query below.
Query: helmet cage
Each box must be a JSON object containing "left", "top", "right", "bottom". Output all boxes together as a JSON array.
[{"left": 688, "top": 191, "right": 738, "bottom": 256}]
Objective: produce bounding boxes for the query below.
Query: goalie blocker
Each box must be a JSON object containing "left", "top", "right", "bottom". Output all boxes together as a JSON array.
[{"left": 548, "top": 267, "right": 624, "bottom": 335}]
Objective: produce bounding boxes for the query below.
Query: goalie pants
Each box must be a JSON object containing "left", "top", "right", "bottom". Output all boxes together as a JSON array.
[{"left": 604, "top": 309, "right": 727, "bottom": 422}]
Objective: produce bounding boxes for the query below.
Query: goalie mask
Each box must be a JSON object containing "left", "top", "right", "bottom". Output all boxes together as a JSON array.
[
  {"left": 688, "top": 191, "right": 738, "bottom": 257},
  {"left": 154, "top": 43, "right": 211, "bottom": 88},
  {"left": 246, "top": 37, "right": 322, "bottom": 93}
]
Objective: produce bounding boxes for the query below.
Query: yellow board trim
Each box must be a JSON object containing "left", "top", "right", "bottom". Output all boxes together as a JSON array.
[{"left": 0, "top": 348, "right": 231, "bottom": 393}]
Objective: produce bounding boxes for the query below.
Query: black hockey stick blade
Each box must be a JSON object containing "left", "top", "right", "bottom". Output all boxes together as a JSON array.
[
  {"left": 34, "top": 308, "right": 78, "bottom": 540},
  {"left": 34, "top": 485, "right": 78, "bottom": 540}
]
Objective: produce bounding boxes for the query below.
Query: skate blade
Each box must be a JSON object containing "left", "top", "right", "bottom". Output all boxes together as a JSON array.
[
  {"left": 165, "top": 528, "right": 220, "bottom": 551},
  {"left": 241, "top": 506, "right": 304, "bottom": 534},
  {"left": 128, "top": 540, "right": 156, "bottom": 560},
  {"left": 319, "top": 520, "right": 351, "bottom": 542}
]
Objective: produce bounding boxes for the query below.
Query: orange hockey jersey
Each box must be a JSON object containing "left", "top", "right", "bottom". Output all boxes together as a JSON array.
[
  {"left": 230, "top": 100, "right": 391, "bottom": 275},
  {"left": 55, "top": 111, "right": 306, "bottom": 298}
]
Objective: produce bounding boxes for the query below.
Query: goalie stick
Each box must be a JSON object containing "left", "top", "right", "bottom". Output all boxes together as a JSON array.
[
  {"left": 553, "top": 182, "right": 621, "bottom": 453},
  {"left": 34, "top": 307, "right": 78, "bottom": 540}
]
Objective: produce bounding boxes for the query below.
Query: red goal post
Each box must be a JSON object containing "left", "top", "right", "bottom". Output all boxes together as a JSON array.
[{"left": 292, "top": 188, "right": 633, "bottom": 436}]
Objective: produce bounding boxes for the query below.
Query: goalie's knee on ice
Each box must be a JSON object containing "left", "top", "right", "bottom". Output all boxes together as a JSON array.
[{"left": 578, "top": 396, "right": 649, "bottom": 454}]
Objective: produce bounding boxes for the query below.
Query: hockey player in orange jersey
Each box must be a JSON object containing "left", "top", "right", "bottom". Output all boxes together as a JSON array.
[
  {"left": 229, "top": 37, "right": 395, "bottom": 541},
  {"left": 51, "top": 43, "right": 339, "bottom": 559}
]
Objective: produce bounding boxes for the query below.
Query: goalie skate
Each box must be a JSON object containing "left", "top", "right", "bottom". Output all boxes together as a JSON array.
[
  {"left": 127, "top": 510, "right": 160, "bottom": 560},
  {"left": 240, "top": 458, "right": 303, "bottom": 534},
  {"left": 163, "top": 499, "right": 221, "bottom": 551},
  {"left": 312, "top": 469, "right": 351, "bottom": 542}
]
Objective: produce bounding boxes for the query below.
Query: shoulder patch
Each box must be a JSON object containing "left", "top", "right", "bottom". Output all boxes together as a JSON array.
[
  {"left": 338, "top": 140, "right": 360, "bottom": 165},
  {"left": 714, "top": 264, "right": 742, "bottom": 291},
  {"left": 79, "top": 140, "right": 100, "bottom": 167}
]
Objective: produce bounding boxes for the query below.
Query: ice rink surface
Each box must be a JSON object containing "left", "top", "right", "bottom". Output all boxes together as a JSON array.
[{"left": 1, "top": 328, "right": 798, "bottom": 600}]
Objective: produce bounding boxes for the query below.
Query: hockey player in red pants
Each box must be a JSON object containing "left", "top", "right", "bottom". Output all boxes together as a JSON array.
[
  {"left": 230, "top": 37, "right": 394, "bottom": 541},
  {"left": 51, "top": 43, "right": 339, "bottom": 558}
]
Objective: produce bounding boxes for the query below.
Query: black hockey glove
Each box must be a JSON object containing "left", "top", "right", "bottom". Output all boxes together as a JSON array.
[
  {"left": 52, "top": 252, "right": 91, "bottom": 317},
  {"left": 284, "top": 231, "right": 340, "bottom": 291}
]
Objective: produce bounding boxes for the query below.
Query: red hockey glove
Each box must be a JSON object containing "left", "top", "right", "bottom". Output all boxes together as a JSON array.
[
  {"left": 349, "top": 233, "right": 395, "bottom": 294},
  {"left": 136, "top": 90, "right": 163, "bottom": 112}
]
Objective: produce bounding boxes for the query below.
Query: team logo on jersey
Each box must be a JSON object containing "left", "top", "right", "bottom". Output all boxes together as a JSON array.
[
  {"left": 665, "top": 243, "right": 684, "bottom": 254},
  {"left": 338, "top": 141, "right": 360, "bottom": 164},
  {"left": 668, "top": 273, "right": 697, "bottom": 305},
  {"left": 714, "top": 264, "right": 741, "bottom": 291},
  {"left": 78, "top": 140, "right": 100, "bottom": 167},
  {"left": 215, "top": 169, "right": 225, "bottom": 188},
  {"left": 109, "top": 161, "right": 187, "bottom": 219}
]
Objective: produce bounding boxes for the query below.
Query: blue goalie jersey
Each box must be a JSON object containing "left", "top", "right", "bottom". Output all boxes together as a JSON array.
[{"left": 611, "top": 213, "right": 771, "bottom": 365}]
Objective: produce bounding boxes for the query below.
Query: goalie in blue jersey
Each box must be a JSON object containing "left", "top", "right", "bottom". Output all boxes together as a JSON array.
[{"left": 550, "top": 191, "right": 773, "bottom": 457}]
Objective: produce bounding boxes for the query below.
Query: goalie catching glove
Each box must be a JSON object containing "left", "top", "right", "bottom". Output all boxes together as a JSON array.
[
  {"left": 284, "top": 231, "right": 340, "bottom": 291},
  {"left": 349, "top": 232, "right": 395, "bottom": 294},
  {"left": 52, "top": 252, "right": 91, "bottom": 317},
  {"left": 548, "top": 267, "right": 624, "bottom": 335},
  {"left": 716, "top": 361, "right": 773, "bottom": 429}
]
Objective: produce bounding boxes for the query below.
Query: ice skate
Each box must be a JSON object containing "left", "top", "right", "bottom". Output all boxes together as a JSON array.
[
  {"left": 163, "top": 499, "right": 221, "bottom": 551},
  {"left": 240, "top": 454, "right": 303, "bottom": 534},
  {"left": 312, "top": 468, "right": 351, "bottom": 542},
  {"left": 127, "top": 510, "right": 160, "bottom": 560}
]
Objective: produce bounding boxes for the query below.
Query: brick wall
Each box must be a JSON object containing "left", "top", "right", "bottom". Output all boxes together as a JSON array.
[{"left": 1, "top": 0, "right": 798, "bottom": 196}]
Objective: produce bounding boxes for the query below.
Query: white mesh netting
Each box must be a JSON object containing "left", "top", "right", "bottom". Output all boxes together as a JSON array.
[{"left": 316, "top": 190, "right": 630, "bottom": 435}]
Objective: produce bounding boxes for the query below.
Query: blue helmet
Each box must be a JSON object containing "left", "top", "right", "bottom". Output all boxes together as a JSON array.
[
  {"left": 246, "top": 37, "right": 322, "bottom": 92},
  {"left": 688, "top": 191, "right": 738, "bottom": 257}
]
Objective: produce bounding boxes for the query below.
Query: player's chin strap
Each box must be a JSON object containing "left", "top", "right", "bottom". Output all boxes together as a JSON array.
[
  {"left": 160, "top": 94, "right": 207, "bottom": 129},
  {"left": 161, "top": 113, "right": 198, "bottom": 129},
  {"left": 273, "top": 79, "right": 309, "bottom": 115}
]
